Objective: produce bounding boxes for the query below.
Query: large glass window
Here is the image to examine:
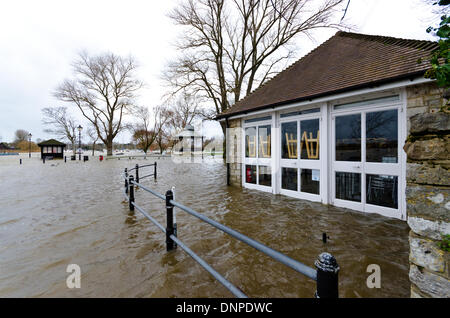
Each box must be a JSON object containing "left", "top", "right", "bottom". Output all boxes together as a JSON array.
[
  {"left": 335, "top": 114, "right": 361, "bottom": 162},
  {"left": 281, "top": 122, "right": 297, "bottom": 159},
  {"left": 301, "top": 169, "right": 320, "bottom": 195},
  {"left": 258, "top": 125, "right": 271, "bottom": 158},
  {"left": 245, "top": 165, "right": 257, "bottom": 184},
  {"left": 300, "top": 119, "right": 320, "bottom": 160},
  {"left": 259, "top": 166, "right": 272, "bottom": 187},
  {"left": 245, "top": 127, "right": 256, "bottom": 158},
  {"left": 366, "top": 109, "right": 398, "bottom": 163},
  {"left": 282, "top": 168, "right": 297, "bottom": 191},
  {"left": 366, "top": 174, "right": 398, "bottom": 209},
  {"left": 336, "top": 172, "right": 361, "bottom": 202}
]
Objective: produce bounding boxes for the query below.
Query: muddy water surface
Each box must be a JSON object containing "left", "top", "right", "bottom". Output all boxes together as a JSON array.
[{"left": 0, "top": 153, "right": 410, "bottom": 297}]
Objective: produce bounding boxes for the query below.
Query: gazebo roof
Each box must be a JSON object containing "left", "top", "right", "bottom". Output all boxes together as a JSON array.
[
  {"left": 174, "top": 125, "right": 205, "bottom": 138},
  {"left": 37, "top": 139, "right": 66, "bottom": 147}
]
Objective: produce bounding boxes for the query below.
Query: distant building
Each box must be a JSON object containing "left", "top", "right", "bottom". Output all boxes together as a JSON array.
[
  {"left": 0, "top": 142, "right": 16, "bottom": 153},
  {"left": 37, "top": 139, "right": 66, "bottom": 159},
  {"left": 172, "top": 124, "right": 205, "bottom": 155}
]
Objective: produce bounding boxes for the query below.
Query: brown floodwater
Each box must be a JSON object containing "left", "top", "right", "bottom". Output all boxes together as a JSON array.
[{"left": 0, "top": 153, "right": 410, "bottom": 298}]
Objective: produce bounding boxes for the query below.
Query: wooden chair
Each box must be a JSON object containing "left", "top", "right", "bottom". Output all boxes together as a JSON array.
[
  {"left": 259, "top": 135, "right": 271, "bottom": 158},
  {"left": 246, "top": 135, "right": 256, "bottom": 157},
  {"left": 285, "top": 133, "right": 297, "bottom": 159},
  {"left": 300, "top": 130, "right": 320, "bottom": 159}
]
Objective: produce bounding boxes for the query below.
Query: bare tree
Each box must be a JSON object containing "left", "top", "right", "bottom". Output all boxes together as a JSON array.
[
  {"left": 127, "top": 106, "right": 157, "bottom": 154},
  {"left": 13, "top": 129, "right": 30, "bottom": 145},
  {"left": 154, "top": 105, "right": 172, "bottom": 154},
  {"left": 164, "top": 0, "right": 347, "bottom": 135},
  {"left": 41, "top": 106, "right": 77, "bottom": 155},
  {"left": 164, "top": 93, "right": 202, "bottom": 133},
  {"left": 86, "top": 125, "right": 100, "bottom": 156},
  {"left": 54, "top": 52, "right": 143, "bottom": 156}
]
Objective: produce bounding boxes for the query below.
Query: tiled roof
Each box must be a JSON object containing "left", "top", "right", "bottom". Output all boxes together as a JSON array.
[
  {"left": 37, "top": 139, "right": 66, "bottom": 146},
  {"left": 218, "top": 31, "right": 438, "bottom": 118}
]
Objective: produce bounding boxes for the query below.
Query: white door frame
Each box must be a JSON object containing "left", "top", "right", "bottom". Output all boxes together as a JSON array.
[
  {"left": 329, "top": 91, "right": 406, "bottom": 219},
  {"left": 278, "top": 106, "right": 324, "bottom": 203}
]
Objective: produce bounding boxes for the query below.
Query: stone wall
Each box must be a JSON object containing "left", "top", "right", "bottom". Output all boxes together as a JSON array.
[
  {"left": 404, "top": 82, "right": 450, "bottom": 298},
  {"left": 227, "top": 118, "right": 242, "bottom": 187}
]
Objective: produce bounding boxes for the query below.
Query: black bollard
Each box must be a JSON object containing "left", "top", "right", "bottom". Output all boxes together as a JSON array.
[
  {"left": 322, "top": 232, "right": 327, "bottom": 243},
  {"left": 154, "top": 161, "right": 157, "bottom": 180},
  {"left": 315, "top": 252, "right": 339, "bottom": 298},
  {"left": 129, "top": 175, "right": 135, "bottom": 211},
  {"left": 43, "top": 157, "right": 45, "bottom": 164},
  {"left": 165, "top": 190, "right": 175, "bottom": 251},
  {"left": 64, "top": 156, "right": 67, "bottom": 163},
  {"left": 135, "top": 164, "right": 139, "bottom": 184},
  {"left": 20, "top": 159, "right": 22, "bottom": 165},
  {"left": 124, "top": 168, "right": 128, "bottom": 194}
]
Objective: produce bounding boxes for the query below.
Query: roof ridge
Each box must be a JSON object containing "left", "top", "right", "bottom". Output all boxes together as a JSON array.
[
  {"left": 336, "top": 31, "right": 438, "bottom": 50},
  {"left": 225, "top": 31, "right": 341, "bottom": 114}
]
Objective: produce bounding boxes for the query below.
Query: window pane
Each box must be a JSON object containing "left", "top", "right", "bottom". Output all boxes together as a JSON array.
[
  {"left": 245, "top": 127, "right": 256, "bottom": 158},
  {"left": 335, "top": 114, "right": 361, "bottom": 161},
  {"left": 336, "top": 172, "right": 361, "bottom": 202},
  {"left": 366, "top": 110, "right": 398, "bottom": 163},
  {"left": 258, "top": 125, "right": 271, "bottom": 158},
  {"left": 259, "top": 166, "right": 272, "bottom": 187},
  {"left": 281, "top": 122, "right": 297, "bottom": 159},
  {"left": 300, "top": 119, "right": 320, "bottom": 160},
  {"left": 366, "top": 174, "right": 398, "bottom": 209},
  {"left": 245, "top": 165, "right": 257, "bottom": 184},
  {"left": 301, "top": 169, "right": 320, "bottom": 195},
  {"left": 282, "top": 168, "right": 297, "bottom": 191}
]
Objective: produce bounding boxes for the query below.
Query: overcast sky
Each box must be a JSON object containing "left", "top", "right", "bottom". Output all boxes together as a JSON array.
[{"left": 0, "top": 0, "right": 439, "bottom": 143}]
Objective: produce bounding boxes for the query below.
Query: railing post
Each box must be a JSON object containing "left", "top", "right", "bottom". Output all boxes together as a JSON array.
[
  {"left": 154, "top": 161, "right": 157, "bottom": 180},
  {"left": 315, "top": 252, "right": 339, "bottom": 298},
  {"left": 124, "top": 168, "right": 128, "bottom": 194},
  {"left": 172, "top": 186, "right": 177, "bottom": 249},
  {"left": 165, "top": 189, "right": 175, "bottom": 251},
  {"left": 135, "top": 164, "right": 139, "bottom": 183},
  {"left": 129, "top": 175, "right": 135, "bottom": 211}
]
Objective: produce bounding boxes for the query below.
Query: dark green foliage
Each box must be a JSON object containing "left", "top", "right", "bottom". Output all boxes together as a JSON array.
[{"left": 424, "top": 2, "right": 450, "bottom": 88}]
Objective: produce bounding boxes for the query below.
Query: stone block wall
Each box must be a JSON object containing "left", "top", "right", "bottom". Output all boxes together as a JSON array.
[
  {"left": 404, "top": 82, "right": 450, "bottom": 298},
  {"left": 227, "top": 118, "right": 242, "bottom": 187}
]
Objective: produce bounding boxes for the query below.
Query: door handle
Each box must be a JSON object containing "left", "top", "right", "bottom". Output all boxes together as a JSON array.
[{"left": 353, "top": 165, "right": 361, "bottom": 169}]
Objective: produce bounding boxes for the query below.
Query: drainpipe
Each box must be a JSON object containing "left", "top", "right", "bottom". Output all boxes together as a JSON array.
[{"left": 225, "top": 118, "right": 230, "bottom": 186}]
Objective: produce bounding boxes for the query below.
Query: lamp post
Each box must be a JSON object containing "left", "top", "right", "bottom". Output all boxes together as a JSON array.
[
  {"left": 28, "top": 133, "right": 32, "bottom": 158},
  {"left": 77, "top": 125, "right": 83, "bottom": 161}
]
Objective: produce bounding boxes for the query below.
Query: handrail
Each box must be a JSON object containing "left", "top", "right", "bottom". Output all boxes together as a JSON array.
[
  {"left": 168, "top": 193, "right": 317, "bottom": 280},
  {"left": 132, "top": 179, "right": 316, "bottom": 280},
  {"left": 130, "top": 189, "right": 247, "bottom": 298},
  {"left": 122, "top": 167, "right": 340, "bottom": 298}
]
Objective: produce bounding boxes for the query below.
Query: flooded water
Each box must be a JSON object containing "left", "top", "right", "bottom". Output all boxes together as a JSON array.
[{"left": 0, "top": 153, "right": 410, "bottom": 298}]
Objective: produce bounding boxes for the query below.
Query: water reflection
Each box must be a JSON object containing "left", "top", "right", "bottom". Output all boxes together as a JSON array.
[{"left": 0, "top": 154, "right": 409, "bottom": 298}]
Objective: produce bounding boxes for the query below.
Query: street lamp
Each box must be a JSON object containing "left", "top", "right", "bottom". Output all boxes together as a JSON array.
[
  {"left": 28, "top": 133, "right": 32, "bottom": 158},
  {"left": 77, "top": 125, "right": 83, "bottom": 160}
]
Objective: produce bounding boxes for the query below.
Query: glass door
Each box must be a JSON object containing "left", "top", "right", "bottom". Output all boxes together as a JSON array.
[
  {"left": 279, "top": 110, "right": 321, "bottom": 202},
  {"left": 331, "top": 100, "right": 401, "bottom": 217},
  {"left": 243, "top": 119, "right": 273, "bottom": 192}
]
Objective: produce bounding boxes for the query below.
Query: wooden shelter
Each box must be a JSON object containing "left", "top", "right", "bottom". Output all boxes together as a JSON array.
[{"left": 38, "top": 139, "right": 66, "bottom": 159}]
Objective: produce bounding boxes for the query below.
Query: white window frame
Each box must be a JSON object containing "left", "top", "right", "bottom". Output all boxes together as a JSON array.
[
  {"left": 329, "top": 89, "right": 406, "bottom": 220},
  {"left": 242, "top": 115, "right": 274, "bottom": 193},
  {"left": 278, "top": 107, "right": 324, "bottom": 202}
]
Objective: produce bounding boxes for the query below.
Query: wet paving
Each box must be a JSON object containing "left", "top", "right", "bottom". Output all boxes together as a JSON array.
[{"left": 0, "top": 153, "right": 410, "bottom": 297}]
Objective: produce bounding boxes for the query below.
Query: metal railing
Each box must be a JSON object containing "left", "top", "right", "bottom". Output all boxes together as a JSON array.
[{"left": 121, "top": 166, "right": 340, "bottom": 298}]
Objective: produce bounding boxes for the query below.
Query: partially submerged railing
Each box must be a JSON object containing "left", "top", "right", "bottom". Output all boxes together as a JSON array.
[{"left": 121, "top": 165, "right": 340, "bottom": 298}]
